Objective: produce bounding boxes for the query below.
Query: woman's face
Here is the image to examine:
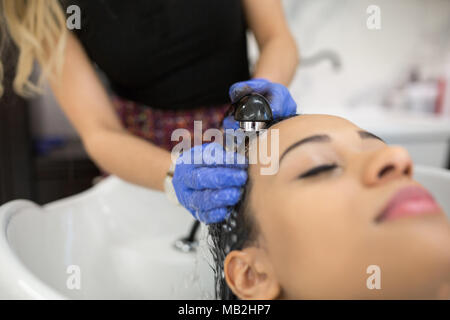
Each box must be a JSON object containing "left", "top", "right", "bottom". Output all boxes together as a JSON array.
[{"left": 225, "top": 114, "right": 450, "bottom": 299}]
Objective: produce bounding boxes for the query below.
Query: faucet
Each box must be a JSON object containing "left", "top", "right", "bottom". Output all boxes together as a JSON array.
[
  {"left": 174, "top": 221, "right": 200, "bottom": 253},
  {"left": 299, "top": 49, "right": 342, "bottom": 71}
]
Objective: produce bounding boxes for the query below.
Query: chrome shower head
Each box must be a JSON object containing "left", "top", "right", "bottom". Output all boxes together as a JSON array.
[{"left": 233, "top": 93, "right": 273, "bottom": 132}]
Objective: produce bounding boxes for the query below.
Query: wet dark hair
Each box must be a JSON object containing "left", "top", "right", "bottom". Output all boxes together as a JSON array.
[
  {"left": 209, "top": 114, "right": 298, "bottom": 300},
  {"left": 208, "top": 173, "right": 256, "bottom": 300}
]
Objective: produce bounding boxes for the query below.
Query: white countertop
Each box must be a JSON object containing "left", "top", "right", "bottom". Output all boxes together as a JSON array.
[{"left": 302, "top": 105, "right": 450, "bottom": 142}]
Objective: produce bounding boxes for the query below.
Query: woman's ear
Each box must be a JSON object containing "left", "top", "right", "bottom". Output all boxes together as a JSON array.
[{"left": 224, "top": 247, "right": 280, "bottom": 300}]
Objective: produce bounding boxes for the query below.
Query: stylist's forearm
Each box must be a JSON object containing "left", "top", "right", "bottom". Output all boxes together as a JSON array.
[
  {"left": 50, "top": 33, "right": 171, "bottom": 192},
  {"left": 252, "top": 35, "right": 299, "bottom": 86},
  {"left": 84, "top": 129, "right": 171, "bottom": 192}
]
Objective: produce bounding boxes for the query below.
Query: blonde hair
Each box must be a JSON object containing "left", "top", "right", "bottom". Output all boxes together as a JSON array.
[{"left": 0, "top": 0, "right": 67, "bottom": 97}]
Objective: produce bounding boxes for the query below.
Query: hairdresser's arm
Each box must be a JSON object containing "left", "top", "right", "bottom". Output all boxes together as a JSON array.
[
  {"left": 243, "top": 0, "right": 299, "bottom": 86},
  {"left": 49, "top": 32, "right": 171, "bottom": 191}
]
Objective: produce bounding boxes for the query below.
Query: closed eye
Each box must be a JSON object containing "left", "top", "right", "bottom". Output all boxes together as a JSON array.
[{"left": 298, "top": 163, "right": 338, "bottom": 179}]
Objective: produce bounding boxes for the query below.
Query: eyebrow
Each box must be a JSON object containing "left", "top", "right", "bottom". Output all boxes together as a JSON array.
[
  {"left": 279, "top": 134, "right": 330, "bottom": 163},
  {"left": 358, "top": 130, "right": 384, "bottom": 142},
  {"left": 279, "top": 130, "right": 384, "bottom": 163}
]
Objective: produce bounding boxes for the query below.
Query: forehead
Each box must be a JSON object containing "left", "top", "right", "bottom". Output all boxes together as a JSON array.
[
  {"left": 271, "top": 114, "right": 358, "bottom": 137},
  {"left": 262, "top": 114, "right": 360, "bottom": 151}
]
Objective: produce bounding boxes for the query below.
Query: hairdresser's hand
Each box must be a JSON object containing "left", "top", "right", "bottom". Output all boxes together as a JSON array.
[
  {"left": 172, "top": 142, "right": 248, "bottom": 224},
  {"left": 223, "top": 78, "right": 297, "bottom": 130}
]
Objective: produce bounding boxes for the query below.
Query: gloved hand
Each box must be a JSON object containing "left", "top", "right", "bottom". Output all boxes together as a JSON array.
[
  {"left": 223, "top": 78, "right": 297, "bottom": 130},
  {"left": 172, "top": 142, "right": 248, "bottom": 224}
]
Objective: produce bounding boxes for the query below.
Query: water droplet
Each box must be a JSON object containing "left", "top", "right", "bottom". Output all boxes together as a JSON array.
[
  {"left": 229, "top": 219, "right": 236, "bottom": 228},
  {"left": 221, "top": 271, "right": 225, "bottom": 278},
  {"left": 225, "top": 244, "right": 230, "bottom": 253},
  {"left": 231, "top": 234, "right": 237, "bottom": 243}
]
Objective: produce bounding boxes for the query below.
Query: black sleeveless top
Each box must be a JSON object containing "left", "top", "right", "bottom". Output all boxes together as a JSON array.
[{"left": 60, "top": 0, "right": 250, "bottom": 109}]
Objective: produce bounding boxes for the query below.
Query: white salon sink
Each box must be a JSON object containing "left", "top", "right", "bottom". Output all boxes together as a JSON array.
[
  {"left": 0, "top": 177, "right": 214, "bottom": 299},
  {"left": 0, "top": 166, "right": 449, "bottom": 299}
]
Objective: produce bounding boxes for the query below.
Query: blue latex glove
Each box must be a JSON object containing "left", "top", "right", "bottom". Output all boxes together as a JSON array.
[
  {"left": 172, "top": 142, "right": 248, "bottom": 224},
  {"left": 223, "top": 78, "right": 297, "bottom": 129}
]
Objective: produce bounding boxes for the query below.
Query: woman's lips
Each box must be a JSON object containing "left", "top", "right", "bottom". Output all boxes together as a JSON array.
[{"left": 376, "top": 186, "right": 440, "bottom": 223}]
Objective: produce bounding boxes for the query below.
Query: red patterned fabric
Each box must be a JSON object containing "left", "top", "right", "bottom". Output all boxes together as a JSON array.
[{"left": 112, "top": 96, "right": 231, "bottom": 151}]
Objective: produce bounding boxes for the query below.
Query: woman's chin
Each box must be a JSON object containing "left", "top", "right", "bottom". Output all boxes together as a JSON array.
[
  {"left": 378, "top": 208, "right": 449, "bottom": 238},
  {"left": 390, "top": 219, "right": 450, "bottom": 298}
]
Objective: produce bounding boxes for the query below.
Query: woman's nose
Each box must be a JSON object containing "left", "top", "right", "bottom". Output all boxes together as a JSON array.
[{"left": 363, "top": 146, "right": 413, "bottom": 186}]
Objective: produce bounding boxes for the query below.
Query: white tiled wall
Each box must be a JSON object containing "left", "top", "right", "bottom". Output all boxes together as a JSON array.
[{"left": 249, "top": 0, "right": 450, "bottom": 112}]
